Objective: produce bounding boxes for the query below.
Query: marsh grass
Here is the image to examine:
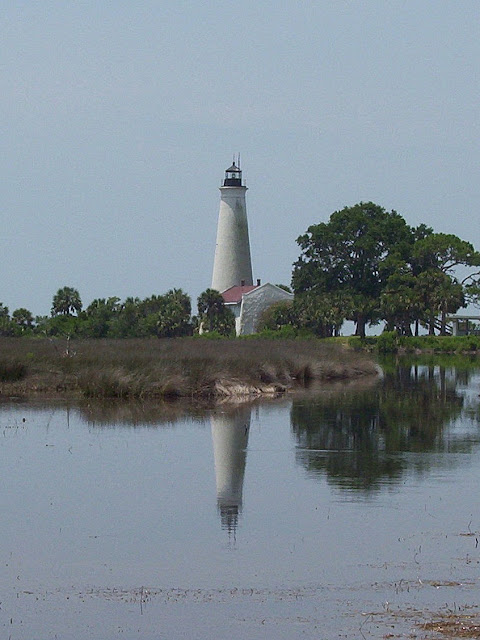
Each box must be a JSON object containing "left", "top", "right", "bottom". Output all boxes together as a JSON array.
[
  {"left": 0, "top": 359, "right": 28, "bottom": 382},
  {"left": 0, "top": 337, "right": 376, "bottom": 399}
]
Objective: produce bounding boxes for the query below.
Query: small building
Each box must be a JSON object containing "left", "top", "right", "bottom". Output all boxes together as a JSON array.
[
  {"left": 222, "top": 281, "right": 294, "bottom": 336},
  {"left": 446, "top": 315, "right": 480, "bottom": 336}
]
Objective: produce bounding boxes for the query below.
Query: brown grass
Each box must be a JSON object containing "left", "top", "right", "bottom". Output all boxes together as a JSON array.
[
  {"left": 422, "top": 614, "right": 480, "bottom": 638},
  {"left": 0, "top": 337, "right": 377, "bottom": 400}
]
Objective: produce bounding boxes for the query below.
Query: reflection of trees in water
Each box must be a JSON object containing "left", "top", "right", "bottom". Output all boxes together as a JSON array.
[{"left": 291, "top": 365, "right": 480, "bottom": 492}]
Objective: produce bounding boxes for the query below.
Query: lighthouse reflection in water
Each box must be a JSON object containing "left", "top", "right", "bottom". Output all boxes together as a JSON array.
[{"left": 211, "top": 406, "right": 251, "bottom": 536}]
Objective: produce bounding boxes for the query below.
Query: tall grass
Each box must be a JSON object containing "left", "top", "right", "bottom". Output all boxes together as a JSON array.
[{"left": 0, "top": 337, "right": 377, "bottom": 399}]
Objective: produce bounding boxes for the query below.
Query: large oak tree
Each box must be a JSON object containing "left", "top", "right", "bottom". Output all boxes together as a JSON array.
[{"left": 292, "top": 202, "right": 413, "bottom": 337}]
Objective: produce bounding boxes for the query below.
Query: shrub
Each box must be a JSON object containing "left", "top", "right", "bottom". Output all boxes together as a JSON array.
[
  {"left": 0, "top": 360, "right": 28, "bottom": 381},
  {"left": 376, "top": 331, "right": 400, "bottom": 354},
  {"left": 348, "top": 336, "right": 363, "bottom": 351},
  {"left": 255, "top": 325, "right": 298, "bottom": 339}
]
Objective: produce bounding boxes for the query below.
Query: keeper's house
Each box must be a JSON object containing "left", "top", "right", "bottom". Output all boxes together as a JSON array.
[{"left": 221, "top": 281, "right": 293, "bottom": 336}]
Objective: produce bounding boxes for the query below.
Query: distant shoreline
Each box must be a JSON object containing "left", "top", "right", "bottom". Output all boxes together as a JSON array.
[{"left": 0, "top": 337, "right": 378, "bottom": 401}]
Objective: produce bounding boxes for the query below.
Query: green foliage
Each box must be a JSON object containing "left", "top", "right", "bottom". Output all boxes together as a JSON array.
[
  {"left": 294, "top": 203, "right": 480, "bottom": 337},
  {"left": 376, "top": 331, "right": 400, "bottom": 354},
  {"left": 0, "top": 304, "right": 13, "bottom": 336},
  {"left": 43, "top": 314, "right": 82, "bottom": 337},
  {"left": 108, "top": 297, "right": 141, "bottom": 338},
  {"left": 350, "top": 334, "right": 480, "bottom": 354},
  {"left": 11, "top": 308, "right": 34, "bottom": 335},
  {"left": 347, "top": 336, "right": 363, "bottom": 351},
  {"left": 81, "top": 297, "right": 121, "bottom": 338},
  {"left": 35, "top": 289, "right": 194, "bottom": 339},
  {"left": 293, "top": 292, "right": 351, "bottom": 337},
  {"left": 51, "top": 286, "right": 82, "bottom": 316},
  {"left": 254, "top": 325, "right": 299, "bottom": 339},
  {"left": 153, "top": 289, "right": 192, "bottom": 338},
  {"left": 197, "top": 288, "right": 235, "bottom": 337},
  {"left": 412, "top": 232, "right": 480, "bottom": 273},
  {"left": 400, "top": 335, "right": 480, "bottom": 353},
  {"left": 256, "top": 300, "right": 294, "bottom": 332},
  {"left": 293, "top": 202, "right": 413, "bottom": 337},
  {"left": 348, "top": 336, "right": 377, "bottom": 351}
]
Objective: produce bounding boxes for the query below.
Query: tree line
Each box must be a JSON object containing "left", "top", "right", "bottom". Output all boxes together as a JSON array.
[
  {"left": 0, "top": 287, "right": 235, "bottom": 338},
  {"left": 1, "top": 201, "right": 479, "bottom": 339}
]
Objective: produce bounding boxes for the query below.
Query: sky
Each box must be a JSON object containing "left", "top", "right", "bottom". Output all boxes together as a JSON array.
[{"left": 2, "top": 1, "right": 479, "bottom": 316}]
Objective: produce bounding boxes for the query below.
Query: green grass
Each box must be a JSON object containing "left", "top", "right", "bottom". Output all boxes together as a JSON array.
[{"left": 350, "top": 333, "right": 480, "bottom": 355}]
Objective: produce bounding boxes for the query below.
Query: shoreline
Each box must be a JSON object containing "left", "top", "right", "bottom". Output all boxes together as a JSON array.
[{"left": 0, "top": 336, "right": 378, "bottom": 402}]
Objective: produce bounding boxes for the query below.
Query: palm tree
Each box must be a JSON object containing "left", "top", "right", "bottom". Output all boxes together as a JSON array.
[
  {"left": 12, "top": 308, "right": 34, "bottom": 332},
  {"left": 51, "top": 286, "right": 82, "bottom": 316},
  {"left": 197, "top": 288, "right": 230, "bottom": 333}
]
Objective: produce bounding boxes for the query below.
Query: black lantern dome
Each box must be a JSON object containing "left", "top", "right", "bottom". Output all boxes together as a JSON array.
[{"left": 223, "top": 161, "right": 242, "bottom": 186}]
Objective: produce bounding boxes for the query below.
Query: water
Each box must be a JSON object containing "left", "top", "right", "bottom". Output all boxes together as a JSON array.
[{"left": 1, "top": 363, "right": 480, "bottom": 638}]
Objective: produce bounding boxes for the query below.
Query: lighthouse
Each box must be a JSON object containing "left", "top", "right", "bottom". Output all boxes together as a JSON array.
[
  {"left": 211, "top": 406, "right": 251, "bottom": 535},
  {"left": 211, "top": 158, "right": 253, "bottom": 292}
]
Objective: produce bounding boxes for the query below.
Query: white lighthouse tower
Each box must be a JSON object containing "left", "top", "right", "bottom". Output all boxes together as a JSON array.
[
  {"left": 211, "top": 158, "right": 253, "bottom": 292},
  {"left": 211, "top": 407, "right": 251, "bottom": 535}
]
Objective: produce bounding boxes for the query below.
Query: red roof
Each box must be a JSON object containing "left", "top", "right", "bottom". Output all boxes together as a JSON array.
[{"left": 221, "top": 285, "right": 258, "bottom": 303}]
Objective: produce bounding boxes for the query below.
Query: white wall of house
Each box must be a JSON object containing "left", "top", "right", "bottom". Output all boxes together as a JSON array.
[{"left": 238, "top": 283, "right": 294, "bottom": 335}]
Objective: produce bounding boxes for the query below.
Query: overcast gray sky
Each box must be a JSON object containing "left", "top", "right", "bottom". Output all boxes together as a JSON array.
[{"left": 2, "top": 1, "right": 479, "bottom": 315}]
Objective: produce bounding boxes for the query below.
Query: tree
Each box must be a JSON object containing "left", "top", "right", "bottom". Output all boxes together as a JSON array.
[
  {"left": 292, "top": 202, "right": 413, "bottom": 337},
  {"left": 86, "top": 297, "right": 121, "bottom": 316},
  {"left": 11, "top": 308, "right": 34, "bottom": 334},
  {"left": 293, "top": 292, "right": 352, "bottom": 337},
  {"left": 412, "top": 233, "right": 480, "bottom": 275},
  {"left": 42, "top": 314, "right": 82, "bottom": 337},
  {"left": 415, "top": 270, "right": 464, "bottom": 335},
  {"left": 257, "top": 300, "right": 294, "bottom": 332},
  {"left": 380, "top": 265, "right": 422, "bottom": 335},
  {"left": 197, "top": 289, "right": 225, "bottom": 333},
  {"left": 82, "top": 297, "right": 121, "bottom": 338},
  {"left": 410, "top": 232, "right": 479, "bottom": 334},
  {"left": 0, "top": 303, "right": 12, "bottom": 336},
  {"left": 275, "top": 284, "right": 292, "bottom": 293},
  {"left": 154, "top": 289, "right": 192, "bottom": 338},
  {"left": 51, "top": 287, "right": 82, "bottom": 316},
  {"left": 197, "top": 288, "right": 234, "bottom": 336},
  {"left": 109, "top": 297, "right": 141, "bottom": 338}
]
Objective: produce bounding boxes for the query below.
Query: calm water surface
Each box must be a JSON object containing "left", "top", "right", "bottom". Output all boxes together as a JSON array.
[{"left": 1, "top": 363, "right": 480, "bottom": 639}]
